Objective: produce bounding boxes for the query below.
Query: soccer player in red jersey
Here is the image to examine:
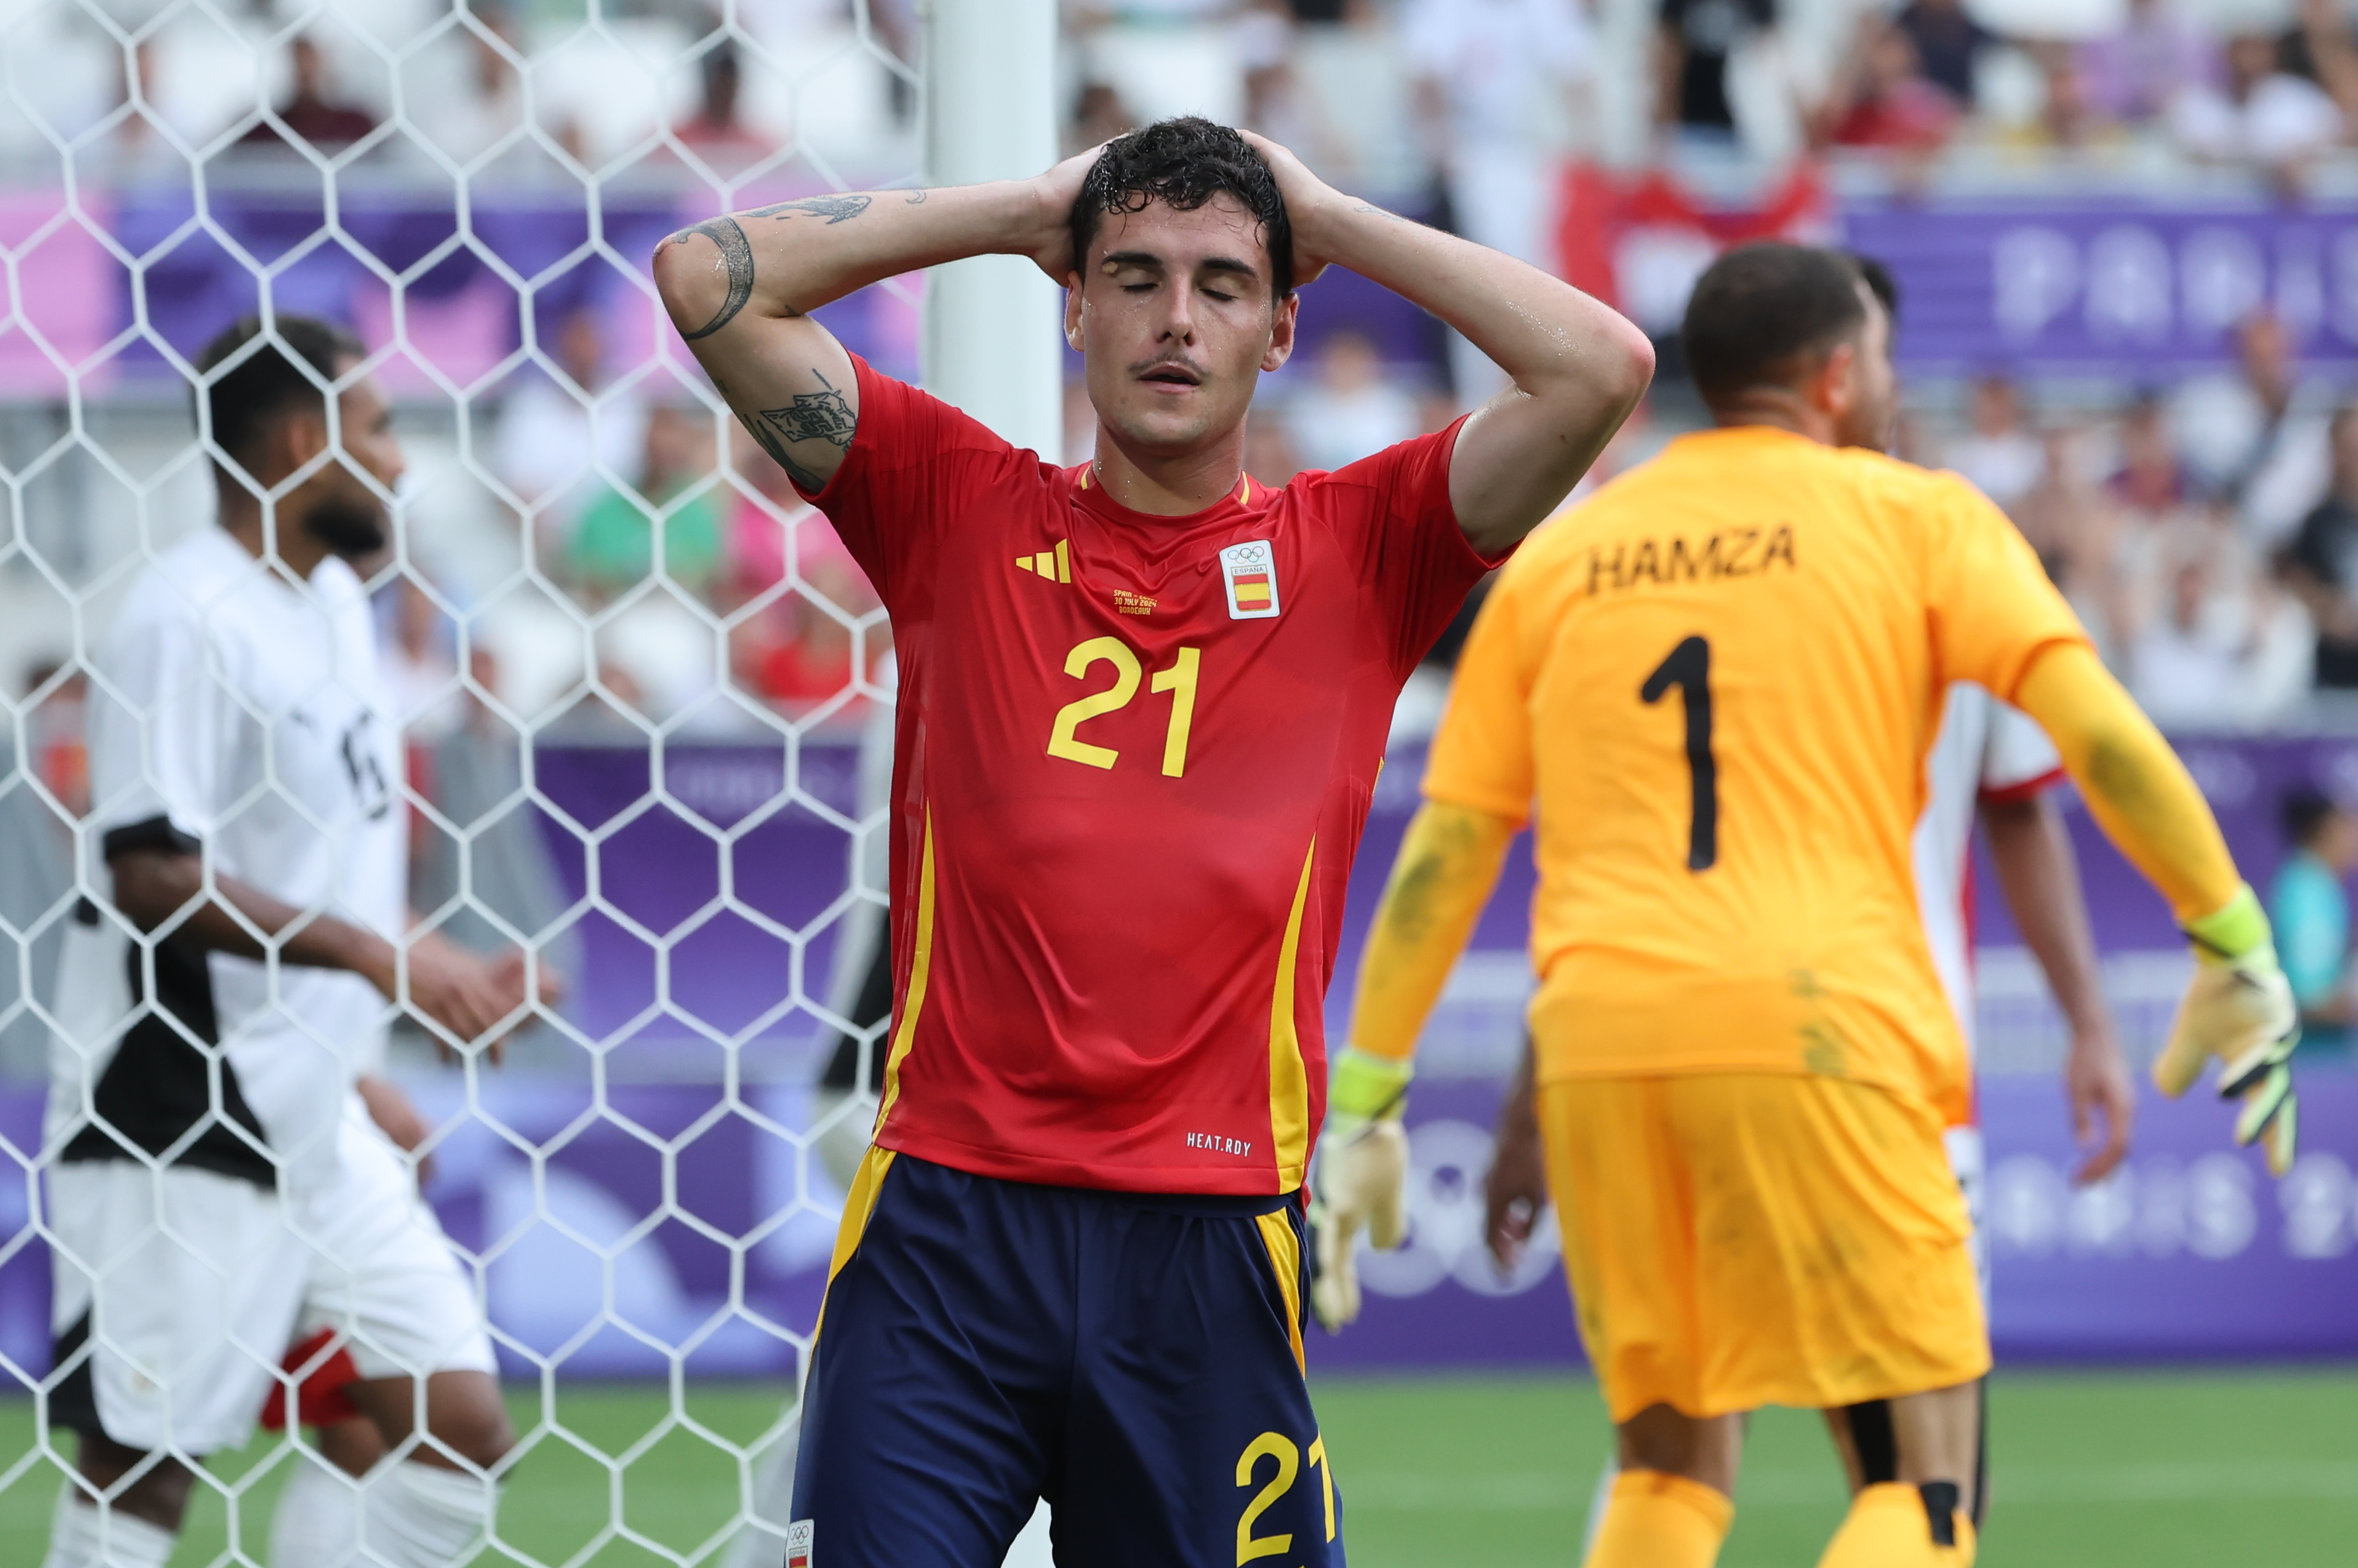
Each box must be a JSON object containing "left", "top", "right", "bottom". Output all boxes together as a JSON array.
[{"left": 653, "top": 118, "right": 1653, "bottom": 1566}]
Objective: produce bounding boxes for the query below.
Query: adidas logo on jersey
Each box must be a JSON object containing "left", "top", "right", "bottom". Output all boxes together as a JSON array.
[{"left": 1014, "top": 539, "right": 1071, "bottom": 583}]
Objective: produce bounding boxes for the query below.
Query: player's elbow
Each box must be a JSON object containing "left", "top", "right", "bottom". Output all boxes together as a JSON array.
[
  {"left": 1588, "top": 314, "right": 1657, "bottom": 411},
  {"left": 650, "top": 232, "right": 722, "bottom": 339}
]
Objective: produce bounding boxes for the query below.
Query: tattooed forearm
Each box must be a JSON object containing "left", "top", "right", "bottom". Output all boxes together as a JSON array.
[
  {"left": 746, "top": 193, "right": 874, "bottom": 225},
  {"left": 668, "top": 216, "right": 755, "bottom": 341},
  {"left": 904, "top": 189, "right": 929, "bottom": 204},
  {"left": 760, "top": 371, "right": 857, "bottom": 450}
]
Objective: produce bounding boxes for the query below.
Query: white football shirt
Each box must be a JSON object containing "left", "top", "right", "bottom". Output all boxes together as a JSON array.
[
  {"left": 1912, "top": 683, "right": 2065, "bottom": 1059},
  {"left": 48, "top": 528, "right": 404, "bottom": 1194}
]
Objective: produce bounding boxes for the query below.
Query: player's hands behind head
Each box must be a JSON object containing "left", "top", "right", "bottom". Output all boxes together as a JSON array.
[
  {"left": 1235, "top": 130, "right": 1339, "bottom": 289},
  {"left": 398, "top": 929, "right": 563, "bottom": 1068},
  {"left": 2156, "top": 886, "right": 2300, "bottom": 1177},
  {"left": 1025, "top": 143, "right": 1106, "bottom": 284}
]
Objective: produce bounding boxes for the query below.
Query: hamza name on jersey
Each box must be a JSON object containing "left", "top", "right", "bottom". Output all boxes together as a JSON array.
[{"left": 1586, "top": 523, "right": 1797, "bottom": 595}]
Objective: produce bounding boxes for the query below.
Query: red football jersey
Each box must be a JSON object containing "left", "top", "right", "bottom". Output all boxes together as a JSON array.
[{"left": 806, "top": 357, "right": 1497, "bottom": 1194}]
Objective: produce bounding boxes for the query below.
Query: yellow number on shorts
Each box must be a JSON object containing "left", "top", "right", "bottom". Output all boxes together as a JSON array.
[
  {"left": 1306, "top": 1435, "right": 1335, "bottom": 1541},
  {"left": 1046, "top": 638, "right": 1202, "bottom": 776},
  {"left": 1235, "top": 1431, "right": 1299, "bottom": 1564}
]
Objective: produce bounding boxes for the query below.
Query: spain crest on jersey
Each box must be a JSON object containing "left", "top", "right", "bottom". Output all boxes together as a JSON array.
[
  {"left": 786, "top": 1519, "right": 814, "bottom": 1567},
  {"left": 1219, "top": 539, "right": 1280, "bottom": 620}
]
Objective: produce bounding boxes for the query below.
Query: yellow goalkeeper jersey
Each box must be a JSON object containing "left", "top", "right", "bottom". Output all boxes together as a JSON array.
[{"left": 1424, "top": 425, "right": 2091, "bottom": 1116}]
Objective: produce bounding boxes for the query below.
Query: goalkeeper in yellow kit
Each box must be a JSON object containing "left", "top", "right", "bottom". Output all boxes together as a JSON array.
[{"left": 1313, "top": 241, "right": 2298, "bottom": 1568}]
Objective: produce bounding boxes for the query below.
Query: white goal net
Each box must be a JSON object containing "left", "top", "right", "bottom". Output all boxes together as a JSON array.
[{"left": 0, "top": 1, "right": 921, "bottom": 1561}]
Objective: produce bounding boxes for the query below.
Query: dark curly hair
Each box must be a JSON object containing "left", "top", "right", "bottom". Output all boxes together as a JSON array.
[{"left": 1069, "top": 117, "right": 1293, "bottom": 299}]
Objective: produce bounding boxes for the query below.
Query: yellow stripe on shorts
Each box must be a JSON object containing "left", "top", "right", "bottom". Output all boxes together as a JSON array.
[
  {"left": 812, "top": 1144, "right": 897, "bottom": 1343},
  {"left": 1254, "top": 1209, "right": 1306, "bottom": 1375}
]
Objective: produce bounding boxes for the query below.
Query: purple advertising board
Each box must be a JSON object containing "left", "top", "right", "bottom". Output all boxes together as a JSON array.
[
  {"left": 0, "top": 1074, "right": 2349, "bottom": 1390},
  {"left": 1842, "top": 198, "right": 2358, "bottom": 373},
  {"left": 3, "top": 733, "right": 2357, "bottom": 1394}
]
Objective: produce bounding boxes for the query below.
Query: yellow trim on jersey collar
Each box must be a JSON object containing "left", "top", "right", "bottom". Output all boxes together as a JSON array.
[{"left": 1074, "top": 465, "right": 1252, "bottom": 504}]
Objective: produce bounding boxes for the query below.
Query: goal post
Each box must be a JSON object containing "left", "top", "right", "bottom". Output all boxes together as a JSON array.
[{"left": 921, "top": 0, "right": 1064, "bottom": 458}]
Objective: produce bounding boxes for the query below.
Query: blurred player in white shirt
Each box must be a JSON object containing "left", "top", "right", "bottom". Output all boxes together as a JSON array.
[{"left": 41, "top": 315, "right": 551, "bottom": 1568}]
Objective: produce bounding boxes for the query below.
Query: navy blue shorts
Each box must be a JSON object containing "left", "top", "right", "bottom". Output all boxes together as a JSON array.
[{"left": 792, "top": 1151, "right": 1344, "bottom": 1568}]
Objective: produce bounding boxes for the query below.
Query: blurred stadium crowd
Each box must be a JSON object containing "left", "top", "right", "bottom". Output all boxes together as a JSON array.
[
  {"left": 11, "top": 1, "right": 2358, "bottom": 732},
  {"left": 13, "top": 0, "right": 2358, "bottom": 1068}
]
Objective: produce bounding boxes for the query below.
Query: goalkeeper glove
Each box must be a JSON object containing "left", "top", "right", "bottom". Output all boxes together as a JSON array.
[
  {"left": 2154, "top": 885, "right": 2300, "bottom": 1177},
  {"left": 1311, "top": 1048, "right": 1412, "bottom": 1333}
]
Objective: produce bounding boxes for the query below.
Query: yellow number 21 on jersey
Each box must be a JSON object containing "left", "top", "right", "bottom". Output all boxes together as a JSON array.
[{"left": 1046, "top": 637, "right": 1200, "bottom": 778}]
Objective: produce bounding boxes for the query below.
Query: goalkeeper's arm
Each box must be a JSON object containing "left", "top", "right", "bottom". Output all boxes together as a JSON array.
[
  {"left": 2013, "top": 642, "right": 2300, "bottom": 1173},
  {"left": 1314, "top": 798, "right": 1518, "bottom": 1330}
]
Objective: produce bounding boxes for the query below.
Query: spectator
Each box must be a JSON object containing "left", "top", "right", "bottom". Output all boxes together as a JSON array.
[
  {"left": 1657, "top": 0, "right": 1777, "bottom": 145},
  {"left": 1239, "top": 3, "right": 1328, "bottom": 158},
  {"left": 1073, "top": 1, "right": 1250, "bottom": 127},
  {"left": 2281, "top": 405, "right": 2358, "bottom": 689},
  {"left": 2021, "top": 41, "right": 2115, "bottom": 151},
  {"left": 2010, "top": 426, "right": 2128, "bottom": 657},
  {"left": 674, "top": 38, "right": 774, "bottom": 175},
  {"left": 2080, "top": 0, "right": 2219, "bottom": 125},
  {"left": 1893, "top": 0, "right": 1996, "bottom": 106},
  {"left": 241, "top": 34, "right": 376, "bottom": 152},
  {"left": 1812, "top": 21, "right": 1960, "bottom": 154},
  {"left": 2107, "top": 390, "right": 2193, "bottom": 522},
  {"left": 2271, "top": 787, "right": 2357, "bottom": 1058},
  {"left": 1070, "top": 81, "right": 1139, "bottom": 152},
  {"left": 2287, "top": 0, "right": 2358, "bottom": 133},
  {"left": 496, "top": 308, "right": 648, "bottom": 539},
  {"left": 2126, "top": 547, "right": 2259, "bottom": 725},
  {"left": 1405, "top": 0, "right": 1594, "bottom": 404},
  {"left": 429, "top": 4, "right": 528, "bottom": 169},
  {"left": 23, "top": 661, "right": 87, "bottom": 821},
  {"left": 2174, "top": 310, "right": 2333, "bottom": 548},
  {"left": 2171, "top": 32, "right": 2344, "bottom": 173},
  {"left": 1946, "top": 375, "right": 2045, "bottom": 509},
  {"left": 1286, "top": 330, "right": 1422, "bottom": 473},
  {"left": 571, "top": 406, "right": 724, "bottom": 601}
]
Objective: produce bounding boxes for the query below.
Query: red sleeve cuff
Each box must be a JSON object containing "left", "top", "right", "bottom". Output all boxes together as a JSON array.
[{"left": 1978, "top": 767, "right": 2066, "bottom": 807}]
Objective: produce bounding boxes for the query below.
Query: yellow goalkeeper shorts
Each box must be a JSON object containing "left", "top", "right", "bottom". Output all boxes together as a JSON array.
[{"left": 1538, "top": 1071, "right": 1989, "bottom": 1423}]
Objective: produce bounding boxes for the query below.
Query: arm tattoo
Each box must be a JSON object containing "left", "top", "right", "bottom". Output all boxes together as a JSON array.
[
  {"left": 904, "top": 189, "right": 929, "bottom": 204},
  {"left": 760, "top": 371, "right": 857, "bottom": 450},
  {"left": 669, "top": 215, "right": 754, "bottom": 341},
  {"left": 746, "top": 193, "right": 873, "bottom": 225},
  {"left": 744, "top": 416, "right": 827, "bottom": 492}
]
